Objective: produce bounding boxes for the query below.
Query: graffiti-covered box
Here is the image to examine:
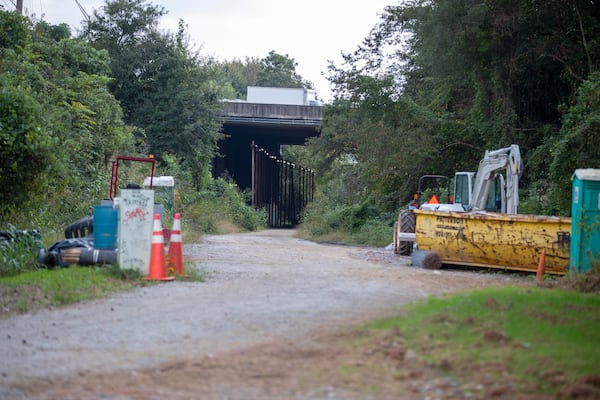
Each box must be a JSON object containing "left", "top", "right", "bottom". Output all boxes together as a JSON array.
[{"left": 117, "top": 189, "right": 154, "bottom": 275}]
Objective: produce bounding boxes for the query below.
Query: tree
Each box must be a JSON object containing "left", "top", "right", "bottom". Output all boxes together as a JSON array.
[
  {"left": 218, "top": 51, "right": 314, "bottom": 99},
  {"left": 0, "top": 9, "right": 134, "bottom": 221},
  {"left": 256, "top": 50, "right": 312, "bottom": 88},
  {"left": 0, "top": 73, "right": 53, "bottom": 210},
  {"left": 218, "top": 57, "right": 261, "bottom": 98},
  {"left": 82, "top": 1, "right": 226, "bottom": 187},
  {"left": 548, "top": 73, "right": 600, "bottom": 215},
  {"left": 315, "top": 0, "right": 600, "bottom": 213},
  {"left": 81, "top": 0, "right": 166, "bottom": 120}
]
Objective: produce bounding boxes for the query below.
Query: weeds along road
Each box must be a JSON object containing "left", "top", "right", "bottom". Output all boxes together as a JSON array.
[{"left": 0, "top": 229, "right": 524, "bottom": 399}]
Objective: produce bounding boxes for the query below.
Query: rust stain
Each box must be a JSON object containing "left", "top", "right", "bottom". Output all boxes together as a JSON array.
[{"left": 414, "top": 210, "right": 572, "bottom": 274}]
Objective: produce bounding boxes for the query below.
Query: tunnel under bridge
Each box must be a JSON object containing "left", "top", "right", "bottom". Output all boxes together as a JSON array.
[{"left": 215, "top": 101, "right": 321, "bottom": 227}]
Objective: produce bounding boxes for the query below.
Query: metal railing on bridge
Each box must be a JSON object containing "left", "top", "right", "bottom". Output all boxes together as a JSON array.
[{"left": 251, "top": 143, "right": 315, "bottom": 228}]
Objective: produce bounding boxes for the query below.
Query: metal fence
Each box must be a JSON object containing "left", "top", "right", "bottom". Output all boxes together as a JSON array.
[{"left": 251, "top": 142, "right": 315, "bottom": 228}]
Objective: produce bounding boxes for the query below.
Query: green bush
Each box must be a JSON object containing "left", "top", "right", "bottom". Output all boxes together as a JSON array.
[
  {"left": 0, "top": 226, "right": 43, "bottom": 277},
  {"left": 299, "top": 196, "right": 394, "bottom": 246},
  {"left": 354, "top": 218, "right": 395, "bottom": 246},
  {"left": 178, "top": 177, "right": 266, "bottom": 236}
]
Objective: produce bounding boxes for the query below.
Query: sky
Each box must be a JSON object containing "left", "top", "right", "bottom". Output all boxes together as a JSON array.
[{"left": 10, "top": 0, "right": 396, "bottom": 102}]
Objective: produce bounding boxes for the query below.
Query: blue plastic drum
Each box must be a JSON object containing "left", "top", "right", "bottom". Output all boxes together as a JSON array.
[{"left": 93, "top": 205, "right": 118, "bottom": 250}]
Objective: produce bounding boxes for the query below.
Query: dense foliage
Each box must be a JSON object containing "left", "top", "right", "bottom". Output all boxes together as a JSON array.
[
  {"left": 218, "top": 50, "right": 314, "bottom": 99},
  {"left": 0, "top": 1, "right": 268, "bottom": 248},
  {"left": 81, "top": 0, "right": 226, "bottom": 189},
  {"left": 307, "top": 0, "right": 599, "bottom": 219},
  {"left": 0, "top": 10, "right": 134, "bottom": 227},
  {"left": 2, "top": 0, "right": 599, "bottom": 252}
]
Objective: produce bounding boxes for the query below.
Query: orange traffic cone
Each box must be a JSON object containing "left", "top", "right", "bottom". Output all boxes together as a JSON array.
[
  {"left": 536, "top": 248, "right": 546, "bottom": 282},
  {"left": 168, "top": 213, "right": 184, "bottom": 275},
  {"left": 143, "top": 214, "right": 174, "bottom": 281}
]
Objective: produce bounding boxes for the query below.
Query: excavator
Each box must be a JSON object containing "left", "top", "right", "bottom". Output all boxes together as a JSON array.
[
  {"left": 393, "top": 145, "right": 571, "bottom": 274},
  {"left": 415, "top": 144, "right": 523, "bottom": 214},
  {"left": 457, "top": 144, "right": 522, "bottom": 214},
  {"left": 395, "top": 145, "right": 523, "bottom": 254}
]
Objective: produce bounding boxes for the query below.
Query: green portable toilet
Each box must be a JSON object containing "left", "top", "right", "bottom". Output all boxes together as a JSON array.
[{"left": 570, "top": 169, "right": 600, "bottom": 274}]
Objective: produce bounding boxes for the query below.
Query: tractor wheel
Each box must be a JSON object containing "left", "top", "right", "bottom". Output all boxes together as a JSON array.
[{"left": 397, "top": 209, "right": 416, "bottom": 255}]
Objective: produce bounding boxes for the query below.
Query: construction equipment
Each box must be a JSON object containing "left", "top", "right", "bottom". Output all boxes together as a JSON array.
[
  {"left": 409, "top": 175, "right": 463, "bottom": 212},
  {"left": 411, "top": 209, "right": 571, "bottom": 274},
  {"left": 414, "top": 145, "right": 522, "bottom": 214},
  {"left": 458, "top": 144, "right": 522, "bottom": 214},
  {"left": 395, "top": 145, "right": 522, "bottom": 255},
  {"left": 393, "top": 145, "right": 571, "bottom": 275},
  {"left": 395, "top": 175, "right": 461, "bottom": 255}
]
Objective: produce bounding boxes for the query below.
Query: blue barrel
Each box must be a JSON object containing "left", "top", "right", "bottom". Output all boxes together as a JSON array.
[{"left": 93, "top": 205, "right": 118, "bottom": 250}]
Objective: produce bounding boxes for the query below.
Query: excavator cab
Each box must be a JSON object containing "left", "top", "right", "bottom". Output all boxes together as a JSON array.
[{"left": 454, "top": 172, "right": 505, "bottom": 213}]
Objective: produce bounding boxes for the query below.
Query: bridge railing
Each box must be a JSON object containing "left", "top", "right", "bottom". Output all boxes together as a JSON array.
[{"left": 251, "top": 143, "right": 315, "bottom": 228}]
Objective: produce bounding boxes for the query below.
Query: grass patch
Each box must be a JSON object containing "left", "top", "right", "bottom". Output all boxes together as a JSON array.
[
  {"left": 0, "top": 262, "right": 208, "bottom": 316},
  {"left": 367, "top": 286, "right": 600, "bottom": 395},
  {"left": 0, "top": 226, "right": 43, "bottom": 277},
  {"left": 0, "top": 266, "right": 144, "bottom": 315},
  {"left": 297, "top": 200, "right": 395, "bottom": 246}
]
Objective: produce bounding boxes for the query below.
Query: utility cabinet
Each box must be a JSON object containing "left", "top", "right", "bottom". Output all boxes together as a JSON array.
[{"left": 570, "top": 169, "right": 600, "bottom": 273}]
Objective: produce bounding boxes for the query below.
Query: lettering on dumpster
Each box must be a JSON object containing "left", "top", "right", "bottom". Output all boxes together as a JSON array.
[
  {"left": 557, "top": 232, "right": 570, "bottom": 249},
  {"left": 436, "top": 215, "right": 463, "bottom": 225},
  {"left": 435, "top": 215, "right": 465, "bottom": 240}
]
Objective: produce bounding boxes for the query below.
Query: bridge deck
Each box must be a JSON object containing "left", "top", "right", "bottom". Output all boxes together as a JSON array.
[{"left": 215, "top": 101, "right": 321, "bottom": 191}]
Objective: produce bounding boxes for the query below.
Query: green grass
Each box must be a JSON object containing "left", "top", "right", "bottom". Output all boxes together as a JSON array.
[
  {"left": 367, "top": 286, "right": 600, "bottom": 392},
  {"left": 0, "top": 267, "right": 138, "bottom": 309},
  {"left": 0, "top": 226, "right": 43, "bottom": 277},
  {"left": 297, "top": 200, "right": 395, "bottom": 247},
  {"left": 0, "top": 262, "right": 208, "bottom": 315}
]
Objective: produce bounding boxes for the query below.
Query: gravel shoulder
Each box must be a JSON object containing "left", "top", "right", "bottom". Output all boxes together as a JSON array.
[{"left": 0, "top": 229, "right": 527, "bottom": 399}]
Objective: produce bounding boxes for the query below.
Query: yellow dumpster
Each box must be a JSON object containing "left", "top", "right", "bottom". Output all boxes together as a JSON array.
[{"left": 414, "top": 210, "right": 571, "bottom": 274}]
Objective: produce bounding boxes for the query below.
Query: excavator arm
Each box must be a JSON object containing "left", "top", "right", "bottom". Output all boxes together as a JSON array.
[{"left": 469, "top": 144, "right": 523, "bottom": 214}]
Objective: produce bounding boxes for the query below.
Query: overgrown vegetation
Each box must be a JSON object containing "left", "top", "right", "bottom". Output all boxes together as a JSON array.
[
  {"left": 0, "top": 261, "right": 208, "bottom": 315},
  {"left": 0, "top": 227, "right": 43, "bottom": 277},
  {"left": 297, "top": 196, "right": 394, "bottom": 246},
  {"left": 2, "top": 0, "right": 600, "bottom": 250},
  {"left": 0, "top": 2, "right": 277, "bottom": 249},
  {"left": 367, "top": 284, "right": 600, "bottom": 397},
  {"left": 180, "top": 178, "right": 266, "bottom": 239},
  {"left": 0, "top": 2, "right": 273, "bottom": 285},
  {"left": 297, "top": 0, "right": 600, "bottom": 241}
]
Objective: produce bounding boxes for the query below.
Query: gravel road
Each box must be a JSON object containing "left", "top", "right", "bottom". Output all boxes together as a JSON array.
[{"left": 0, "top": 229, "right": 525, "bottom": 399}]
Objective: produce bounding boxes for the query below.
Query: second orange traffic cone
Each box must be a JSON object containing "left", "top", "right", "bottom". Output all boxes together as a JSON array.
[
  {"left": 143, "top": 214, "right": 174, "bottom": 281},
  {"left": 536, "top": 248, "right": 546, "bottom": 282},
  {"left": 168, "top": 213, "right": 184, "bottom": 275}
]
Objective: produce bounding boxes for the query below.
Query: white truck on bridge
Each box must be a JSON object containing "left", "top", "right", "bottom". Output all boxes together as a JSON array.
[{"left": 247, "top": 86, "right": 320, "bottom": 106}]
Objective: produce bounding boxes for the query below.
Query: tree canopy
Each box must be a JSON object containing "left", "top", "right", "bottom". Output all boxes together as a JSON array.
[
  {"left": 0, "top": 9, "right": 134, "bottom": 221},
  {"left": 308, "top": 0, "right": 600, "bottom": 215},
  {"left": 256, "top": 50, "right": 312, "bottom": 89},
  {"left": 218, "top": 50, "right": 314, "bottom": 99},
  {"left": 82, "top": 0, "right": 227, "bottom": 188}
]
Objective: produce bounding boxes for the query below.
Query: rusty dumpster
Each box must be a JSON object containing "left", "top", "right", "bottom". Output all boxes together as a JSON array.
[{"left": 413, "top": 209, "right": 572, "bottom": 274}]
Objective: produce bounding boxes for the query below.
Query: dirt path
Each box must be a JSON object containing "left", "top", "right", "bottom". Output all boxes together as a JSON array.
[{"left": 0, "top": 230, "right": 525, "bottom": 399}]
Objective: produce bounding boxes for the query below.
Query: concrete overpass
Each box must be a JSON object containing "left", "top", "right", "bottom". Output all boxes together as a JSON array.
[
  {"left": 214, "top": 101, "right": 321, "bottom": 191},
  {"left": 214, "top": 100, "right": 321, "bottom": 227}
]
